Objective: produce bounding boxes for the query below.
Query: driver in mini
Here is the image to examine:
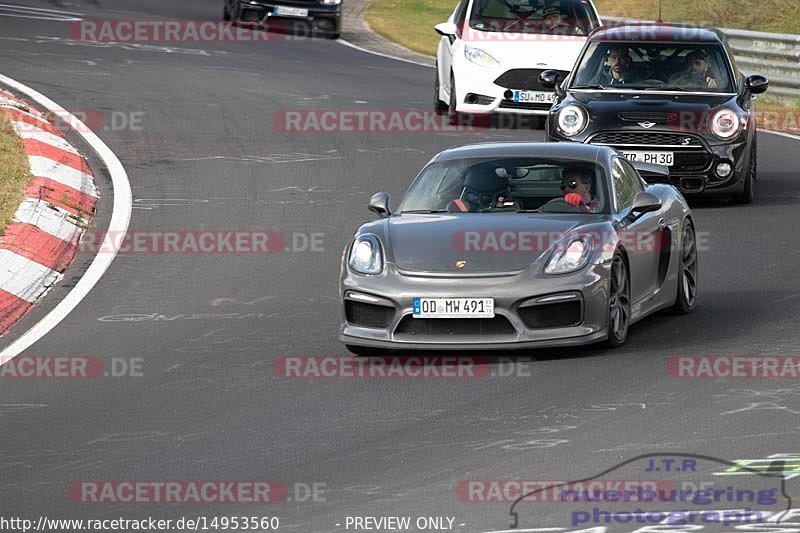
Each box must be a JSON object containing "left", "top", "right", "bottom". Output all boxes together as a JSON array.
[
  {"left": 599, "top": 46, "right": 640, "bottom": 86},
  {"left": 562, "top": 168, "right": 600, "bottom": 212},
  {"left": 669, "top": 49, "right": 718, "bottom": 89}
]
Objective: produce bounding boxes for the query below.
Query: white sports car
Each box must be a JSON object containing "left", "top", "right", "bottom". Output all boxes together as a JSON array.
[{"left": 434, "top": 0, "right": 601, "bottom": 119}]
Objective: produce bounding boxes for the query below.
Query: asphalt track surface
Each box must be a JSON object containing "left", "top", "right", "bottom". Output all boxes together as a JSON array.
[{"left": 1, "top": 1, "right": 800, "bottom": 532}]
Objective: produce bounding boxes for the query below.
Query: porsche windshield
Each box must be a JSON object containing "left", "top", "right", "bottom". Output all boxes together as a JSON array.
[
  {"left": 399, "top": 157, "right": 610, "bottom": 214},
  {"left": 468, "top": 0, "right": 599, "bottom": 35},
  {"left": 571, "top": 42, "right": 735, "bottom": 92}
]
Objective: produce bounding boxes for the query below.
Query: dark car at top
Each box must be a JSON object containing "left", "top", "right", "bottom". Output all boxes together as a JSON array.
[
  {"left": 223, "top": 0, "right": 341, "bottom": 38},
  {"left": 542, "top": 23, "right": 769, "bottom": 203}
]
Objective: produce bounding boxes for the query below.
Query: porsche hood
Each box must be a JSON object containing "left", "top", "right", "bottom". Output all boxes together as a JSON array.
[{"left": 385, "top": 213, "right": 606, "bottom": 274}]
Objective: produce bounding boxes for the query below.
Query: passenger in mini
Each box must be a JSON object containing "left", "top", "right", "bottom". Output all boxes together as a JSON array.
[
  {"left": 562, "top": 167, "right": 599, "bottom": 212},
  {"left": 669, "top": 49, "right": 718, "bottom": 89}
]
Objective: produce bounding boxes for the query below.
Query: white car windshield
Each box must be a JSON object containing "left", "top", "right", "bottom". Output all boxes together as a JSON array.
[
  {"left": 572, "top": 42, "right": 735, "bottom": 92},
  {"left": 468, "top": 0, "right": 599, "bottom": 35}
]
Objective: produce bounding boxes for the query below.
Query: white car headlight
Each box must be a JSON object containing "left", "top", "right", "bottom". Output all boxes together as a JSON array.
[
  {"left": 464, "top": 45, "right": 499, "bottom": 68},
  {"left": 544, "top": 235, "right": 593, "bottom": 274},
  {"left": 321, "top": 0, "right": 341, "bottom": 4},
  {"left": 711, "top": 108, "right": 741, "bottom": 139},
  {"left": 557, "top": 105, "right": 588, "bottom": 136},
  {"left": 348, "top": 235, "right": 384, "bottom": 275}
]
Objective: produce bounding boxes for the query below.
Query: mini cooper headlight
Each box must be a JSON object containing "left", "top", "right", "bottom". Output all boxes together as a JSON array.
[
  {"left": 348, "top": 235, "right": 384, "bottom": 275},
  {"left": 557, "top": 105, "right": 588, "bottom": 136},
  {"left": 464, "top": 45, "right": 500, "bottom": 68},
  {"left": 545, "top": 235, "right": 593, "bottom": 274},
  {"left": 711, "top": 108, "right": 741, "bottom": 139}
]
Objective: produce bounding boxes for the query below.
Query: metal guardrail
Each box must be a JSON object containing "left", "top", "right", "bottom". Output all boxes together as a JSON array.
[
  {"left": 725, "top": 29, "right": 800, "bottom": 97},
  {"left": 603, "top": 17, "right": 800, "bottom": 98}
]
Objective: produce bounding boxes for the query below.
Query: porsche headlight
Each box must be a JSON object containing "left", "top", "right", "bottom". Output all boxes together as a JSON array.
[
  {"left": 544, "top": 235, "right": 593, "bottom": 274},
  {"left": 348, "top": 235, "right": 384, "bottom": 275},
  {"left": 464, "top": 45, "right": 499, "bottom": 68},
  {"left": 557, "top": 105, "right": 588, "bottom": 136},
  {"left": 711, "top": 108, "right": 741, "bottom": 139}
]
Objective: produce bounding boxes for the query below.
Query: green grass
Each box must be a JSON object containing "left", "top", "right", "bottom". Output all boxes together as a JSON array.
[
  {"left": 366, "top": 0, "right": 800, "bottom": 58},
  {"left": 0, "top": 113, "right": 31, "bottom": 235}
]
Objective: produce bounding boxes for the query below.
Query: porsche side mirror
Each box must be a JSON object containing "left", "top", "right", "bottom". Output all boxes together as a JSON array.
[
  {"left": 368, "top": 192, "right": 391, "bottom": 218},
  {"left": 627, "top": 191, "right": 662, "bottom": 221},
  {"left": 744, "top": 74, "right": 769, "bottom": 95}
]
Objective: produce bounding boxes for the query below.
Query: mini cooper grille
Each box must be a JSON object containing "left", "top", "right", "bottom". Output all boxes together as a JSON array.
[
  {"left": 499, "top": 101, "right": 552, "bottom": 111},
  {"left": 395, "top": 316, "right": 515, "bottom": 336},
  {"left": 345, "top": 301, "right": 395, "bottom": 328},
  {"left": 494, "top": 69, "right": 568, "bottom": 91},
  {"left": 519, "top": 301, "right": 582, "bottom": 329},
  {"left": 590, "top": 132, "right": 704, "bottom": 147}
]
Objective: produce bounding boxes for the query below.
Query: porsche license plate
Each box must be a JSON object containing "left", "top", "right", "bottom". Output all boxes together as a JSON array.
[
  {"left": 622, "top": 151, "right": 674, "bottom": 166},
  {"left": 413, "top": 298, "right": 495, "bottom": 318},
  {"left": 513, "top": 90, "right": 557, "bottom": 104},
  {"left": 274, "top": 5, "right": 309, "bottom": 17}
]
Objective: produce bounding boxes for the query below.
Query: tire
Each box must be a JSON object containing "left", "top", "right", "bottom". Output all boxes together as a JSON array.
[
  {"left": 732, "top": 135, "right": 757, "bottom": 204},
  {"left": 447, "top": 73, "right": 459, "bottom": 125},
  {"left": 223, "top": 2, "right": 231, "bottom": 21},
  {"left": 345, "top": 344, "right": 385, "bottom": 357},
  {"left": 604, "top": 252, "right": 631, "bottom": 348},
  {"left": 434, "top": 64, "right": 448, "bottom": 113},
  {"left": 670, "top": 221, "right": 698, "bottom": 314}
]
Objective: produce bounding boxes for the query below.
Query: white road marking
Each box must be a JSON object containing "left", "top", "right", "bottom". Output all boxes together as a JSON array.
[
  {"left": 337, "top": 39, "right": 435, "bottom": 69},
  {"left": 0, "top": 250, "right": 63, "bottom": 303},
  {"left": 28, "top": 155, "right": 98, "bottom": 196},
  {"left": 0, "top": 4, "right": 82, "bottom": 21},
  {"left": 0, "top": 73, "right": 132, "bottom": 358}
]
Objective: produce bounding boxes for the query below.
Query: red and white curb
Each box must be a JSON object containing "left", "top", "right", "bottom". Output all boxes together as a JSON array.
[{"left": 0, "top": 89, "right": 98, "bottom": 335}]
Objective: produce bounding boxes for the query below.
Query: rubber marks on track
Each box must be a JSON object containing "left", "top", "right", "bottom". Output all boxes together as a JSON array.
[{"left": 0, "top": 89, "right": 97, "bottom": 335}]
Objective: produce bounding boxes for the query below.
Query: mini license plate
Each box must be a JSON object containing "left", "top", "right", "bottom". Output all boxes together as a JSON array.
[
  {"left": 413, "top": 298, "right": 495, "bottom": 318},
  {"left": 622, "top": 151, "right": 675, "bottom": 166}
]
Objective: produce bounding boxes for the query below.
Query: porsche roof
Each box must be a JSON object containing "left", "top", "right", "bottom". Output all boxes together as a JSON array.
[{"left": 433, "top": 142, "right": 612, "bottom": 163}]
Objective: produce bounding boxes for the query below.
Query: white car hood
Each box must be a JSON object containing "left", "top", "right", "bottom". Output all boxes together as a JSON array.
[{"left": 461, "top": 34, "right": 587, "bottom": 71}]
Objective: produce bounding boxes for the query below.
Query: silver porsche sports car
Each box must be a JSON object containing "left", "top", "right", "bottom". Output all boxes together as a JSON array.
[{"left": 339, "top": 143, "right": 697, "bottom": 353}]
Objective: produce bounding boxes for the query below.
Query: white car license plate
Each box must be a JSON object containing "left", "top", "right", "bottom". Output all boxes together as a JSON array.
[
  {"left": 622, "top": 151, "right": 674, "bottom": 166},
  {"left": 413, "top": 298, "right": 495, "bottom": 319},
  {"left": 274, "top": 5, "right": 309, "bottom": 17},
  {"left": 513, "top": 90, "right": 557, "bottom": 104}
]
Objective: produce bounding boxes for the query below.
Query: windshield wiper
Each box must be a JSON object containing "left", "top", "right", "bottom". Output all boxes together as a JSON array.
[
  {"left": 571, "top": 84, "right": 606, "bottom": 90},
  {"left": 642, "top": 86, "right": 687, "bottom": 91},
  {"left": 515, "top": 209, "right": 541, "bottom": 213},
  {"left": 401, "top": 209, "right": 449, "bottom": 214}
]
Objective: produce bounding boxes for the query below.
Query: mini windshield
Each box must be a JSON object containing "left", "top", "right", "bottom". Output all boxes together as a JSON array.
[
  {"left": 468, "top": 0, "right": 599, "bottom": 36},
  {"left": 399, "top": 157, "right": 610, "bottom": 214},
  {"left": 571, "top": 42, "right": 735, "bottom": 92}
]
